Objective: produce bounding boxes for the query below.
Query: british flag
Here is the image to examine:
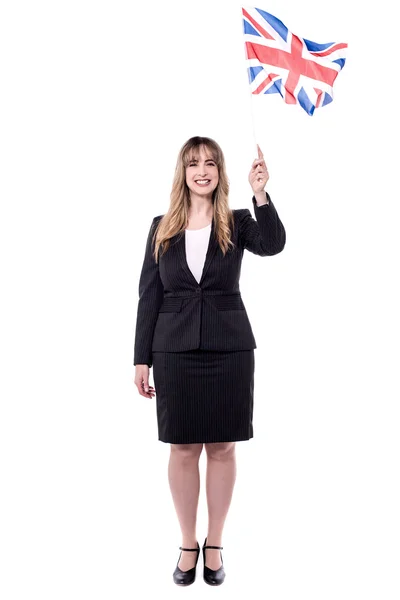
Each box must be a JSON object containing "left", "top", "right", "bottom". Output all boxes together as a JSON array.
[{"left": 242, "top": 7, "right": 348, "bottom": 115}]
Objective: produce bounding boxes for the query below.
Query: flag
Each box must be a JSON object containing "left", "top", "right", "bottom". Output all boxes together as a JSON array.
[{"left": 242, "top": 6, "right": 348, "bottom": 115}]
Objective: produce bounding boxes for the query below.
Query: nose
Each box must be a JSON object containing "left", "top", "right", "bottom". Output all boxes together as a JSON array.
[{"left": 197, "top": 163, "right": 208, "bottom": 176}]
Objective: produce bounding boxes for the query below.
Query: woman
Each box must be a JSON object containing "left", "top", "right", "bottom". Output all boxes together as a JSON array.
[{"left": 133, "top": 136, "right": 286, "bottom": 586}]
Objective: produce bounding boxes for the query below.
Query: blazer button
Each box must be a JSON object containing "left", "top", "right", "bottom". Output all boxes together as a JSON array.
[{"left": 195, "top": 288, "right": 201, "bottom": 293}]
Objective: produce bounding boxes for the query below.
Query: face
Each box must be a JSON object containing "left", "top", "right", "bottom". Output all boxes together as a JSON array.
[{"left": 185, "top": 146, "right": 219, "bottom": 199}]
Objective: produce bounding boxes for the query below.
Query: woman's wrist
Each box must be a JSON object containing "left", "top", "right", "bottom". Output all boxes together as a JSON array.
[{"left": 253, "top": 190, "right": 269, "bottom": 206}]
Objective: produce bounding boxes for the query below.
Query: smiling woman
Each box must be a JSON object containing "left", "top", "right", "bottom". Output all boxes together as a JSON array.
[
  {"left": 185, "top": 148, "right": 219, "bottom": 202},
  {"left": 133, "top": 135, "right": 286, "bottom": 586}
]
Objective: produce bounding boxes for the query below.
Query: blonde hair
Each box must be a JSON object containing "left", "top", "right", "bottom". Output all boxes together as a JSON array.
[{"left": 152, "top": 136, "right": 235, "bottom": 262}]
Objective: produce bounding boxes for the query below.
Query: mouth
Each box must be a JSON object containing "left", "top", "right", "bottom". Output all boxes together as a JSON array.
[{"left": 195, "top": 179, "right": 211, "bottom": 186}]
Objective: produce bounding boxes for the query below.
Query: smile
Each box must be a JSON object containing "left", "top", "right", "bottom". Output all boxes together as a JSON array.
[{"left": 195, "top": 180, "right": 211, "bottom": 186}]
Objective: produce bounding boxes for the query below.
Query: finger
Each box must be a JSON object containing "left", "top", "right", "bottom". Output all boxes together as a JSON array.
[
  {"left": 140, "top": 380, "right": 150, "bottom": 392},
  {"left": 251, "top": 167, "right": 267, "bottom": 176},
  {"left": 250, "top": 172, "right": 263, "bottom": 182},
  {"left": 138, "top": 384, "right": 155, "bottom": 398},
  {"left": 257, "top": 145, "right": 264, "bottom": 159},
  {"left": 252, "top": 159, "right": 265, "bottom": 169}
]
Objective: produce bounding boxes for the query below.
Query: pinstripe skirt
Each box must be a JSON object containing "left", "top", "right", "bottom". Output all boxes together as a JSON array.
[{"left": 152, "top": 349, "right": 255, "bottom": 444}]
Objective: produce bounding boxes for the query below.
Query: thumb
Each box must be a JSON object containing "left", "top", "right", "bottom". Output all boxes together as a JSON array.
[{"left": 143, "top": 379, "right": 149, "bottom": 392}]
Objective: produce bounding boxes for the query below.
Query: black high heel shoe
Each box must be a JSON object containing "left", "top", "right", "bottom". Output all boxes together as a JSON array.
[
  {"left": 173, "top": 541, "right": 200, "bottom": 586},
  {"left": 202, "top": 537, "right": 226, "bottom": 586}
]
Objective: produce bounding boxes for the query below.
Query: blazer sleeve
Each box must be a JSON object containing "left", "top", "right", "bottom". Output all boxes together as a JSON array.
[
  {"left": 133, "top": 216, "right": 164, "bottom": 367},
  {"left": 239, "top": 193, "right": 286, "bottom": 256}
]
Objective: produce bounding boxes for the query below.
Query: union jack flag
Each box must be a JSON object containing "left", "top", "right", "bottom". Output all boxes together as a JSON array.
[{"left": 242, "top": 7, "right": 348, "bottom": 116}]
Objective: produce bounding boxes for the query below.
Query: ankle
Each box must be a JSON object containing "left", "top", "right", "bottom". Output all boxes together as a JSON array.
[
  {"left": 205, "top": 536, "right": 222, "bottom": 547},
  {"left": 182, "top": 538, "right": 198, "bottom": 548}
]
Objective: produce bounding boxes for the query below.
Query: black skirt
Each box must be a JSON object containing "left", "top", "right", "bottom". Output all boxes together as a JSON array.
[{"left": 152, "top": 349, "right": 255, "bottom": 444}]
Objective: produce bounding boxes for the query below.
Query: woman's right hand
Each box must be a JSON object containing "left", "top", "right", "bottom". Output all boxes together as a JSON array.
[{"left": 134, "top": 365, "right": 156, "bottom": 398}]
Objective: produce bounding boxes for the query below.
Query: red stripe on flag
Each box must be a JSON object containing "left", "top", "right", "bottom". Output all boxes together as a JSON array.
[
  {"left": 242, "top": 8, "right": 275, "bottom": 40},
  {"left": 253, "top": 73, "right": 279, "bottom": 94},
  {"left": 314, "top": 88, "right": 324, "bottom": 108},
  {"left": 245, "top": 39, "right": 337, "bottom": 87},
  {"left": 310, "top": 43, "right": 348, "bottom": 58}
]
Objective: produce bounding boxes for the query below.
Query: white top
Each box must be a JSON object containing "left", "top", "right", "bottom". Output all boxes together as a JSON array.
[{"left": 185, "top": 223, "right": 212, "bottom": 283}]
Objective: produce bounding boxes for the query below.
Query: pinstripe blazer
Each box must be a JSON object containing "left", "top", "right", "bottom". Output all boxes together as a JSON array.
[{"left": 133, "top": 193, "right": 286, "bottom": 367}]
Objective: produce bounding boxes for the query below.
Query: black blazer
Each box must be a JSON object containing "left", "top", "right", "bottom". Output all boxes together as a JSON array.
[{"left": 133, "top": 194, "right": 286, "bottom": 367}]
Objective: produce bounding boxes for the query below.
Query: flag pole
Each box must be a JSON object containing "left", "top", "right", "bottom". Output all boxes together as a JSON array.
[
  {"left": 241, "top": 7, "right": 259, "bottom": 158},
  {"left": 249, "top": 94, "right": 258, "bottom": 157}
]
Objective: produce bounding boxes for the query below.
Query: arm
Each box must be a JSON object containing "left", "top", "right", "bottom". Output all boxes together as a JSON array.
[
  {"left": 133, "top": 216, "right": 164, "bottom": 367},
  {"left": 239, "top": 192, "right": 286, "bottom": 256},
  {"left": 243, "top": 145, "right": 286, "bottom": 256}
]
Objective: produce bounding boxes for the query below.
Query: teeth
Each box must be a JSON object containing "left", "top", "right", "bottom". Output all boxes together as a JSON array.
[{"left": 196, "top": 180, "right": 210, "bottom": 184}]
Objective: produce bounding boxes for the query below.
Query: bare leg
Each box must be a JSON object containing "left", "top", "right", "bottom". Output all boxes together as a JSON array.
[
  {"left": 204, "top": 442, "right": 237, "bottom": 570},
  {"left": 168, "top": 443, "right": 203, "bottom": 571}
]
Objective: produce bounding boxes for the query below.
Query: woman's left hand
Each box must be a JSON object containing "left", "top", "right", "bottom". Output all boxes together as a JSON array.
[{"left": 248, "top": 145, "right": 269, "bottom": 194}]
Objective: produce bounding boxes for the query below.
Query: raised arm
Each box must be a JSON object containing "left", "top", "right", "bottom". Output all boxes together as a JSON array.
[
  {"left": 241, "top": 146, "right": 286, "bottom": 255},
  {"left": 239, "top": 194, "right": 286, "bottom": 255}
]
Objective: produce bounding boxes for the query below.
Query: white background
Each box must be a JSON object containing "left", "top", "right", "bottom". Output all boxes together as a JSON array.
[{"left": 1, "top": 0, "right": 399, "bottom": 598}]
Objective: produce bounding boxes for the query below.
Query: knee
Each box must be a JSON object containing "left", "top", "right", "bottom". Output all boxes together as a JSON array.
[
  {"left": 204, "top": 441, "right": 236, "bottom": 460},
  {"left": 170, "top": 443, "right": 203, "bottom": 461}
]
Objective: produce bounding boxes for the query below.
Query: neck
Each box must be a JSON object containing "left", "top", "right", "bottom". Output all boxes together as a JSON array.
[{"left": 188, "top": 194, "right": 214, "bottom": 219}]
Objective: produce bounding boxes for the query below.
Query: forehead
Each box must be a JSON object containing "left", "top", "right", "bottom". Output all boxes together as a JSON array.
[{"left": 186, "top": 145, "right": 216, "bottom": 162}]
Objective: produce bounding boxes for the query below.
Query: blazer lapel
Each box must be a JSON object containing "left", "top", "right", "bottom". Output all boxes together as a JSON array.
[{"left": 175, "top": 218, "right": 219, "bottom": 287}]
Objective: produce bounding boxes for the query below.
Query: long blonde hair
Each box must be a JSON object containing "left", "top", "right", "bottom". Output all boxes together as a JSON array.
[{"left": 152, "top": 136, "right": 235, "bottom": 262}]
